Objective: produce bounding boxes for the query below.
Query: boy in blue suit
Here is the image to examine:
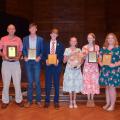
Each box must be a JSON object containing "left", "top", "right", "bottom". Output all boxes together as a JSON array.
[
  {"left": 23, "top": 23, "right": 43, "bottom": 107},
  {"left": 44, "top": 28, "right": 64, "bottom": 109}
]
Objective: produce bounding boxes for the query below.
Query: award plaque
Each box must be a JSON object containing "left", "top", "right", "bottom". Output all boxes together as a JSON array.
[
  {"left": 7, "top": 46, "right": 17, "bottom": 58},
  {"left": 102, "top": 54, "right": 112, "bottom": 65},
  {"left": 88, "top": 51, "right": 97, "bottom": 63},
  {"left": 48, "top": 54, "right": 57, "bottom": 65},
  {"left": 28, "top": 49, "right": 36, "bottom": 60}
]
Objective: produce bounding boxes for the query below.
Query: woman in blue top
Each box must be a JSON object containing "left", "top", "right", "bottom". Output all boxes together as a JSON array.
[{"left": 99, "top": 33, "right": 120, "bottom": 112}]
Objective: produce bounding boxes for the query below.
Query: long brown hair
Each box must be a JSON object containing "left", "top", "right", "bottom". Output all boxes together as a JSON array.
[{"left": 103, "top": 33, "right": 119, "bottom": 48}]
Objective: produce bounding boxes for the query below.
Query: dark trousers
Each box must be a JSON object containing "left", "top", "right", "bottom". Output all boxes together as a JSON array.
[
  {"left": 45, "top": 65, "right": 61, "bottom": 103},
  {"left": 25, "top": 61, "right": 41, "bottom": 103}
]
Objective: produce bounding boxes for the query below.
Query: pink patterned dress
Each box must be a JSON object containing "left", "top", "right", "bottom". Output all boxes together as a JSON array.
[{"left": 82, "top": 45, "right": 100, "bottom": 95}]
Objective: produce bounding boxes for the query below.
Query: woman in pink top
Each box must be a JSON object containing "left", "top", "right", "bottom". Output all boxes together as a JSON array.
[{"left": 82, "top": 33, "right": 100, "bottom": 107}]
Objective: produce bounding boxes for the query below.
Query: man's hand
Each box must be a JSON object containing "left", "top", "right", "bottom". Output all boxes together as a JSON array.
[
  {"left": 46, "top": 60, "right": 50, "bottom": 66},
  {"left": 13, "top": 56, "right": 20, "bottom": 61},
  {"left": 55, "top": 59, "right": 59, "bottom": 66},
  {"left": 3, "top": 55, "right": 9, "bottom": 60},
  {"left": 24, "top": 56, "right": 28, "bottom": 62},
  {"left": 35, "top": 56, "right": 41, "bottom": 62}
]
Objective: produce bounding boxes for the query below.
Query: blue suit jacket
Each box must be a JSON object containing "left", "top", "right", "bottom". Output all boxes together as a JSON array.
[
  {"left": 22, "top": 35, "right": 44, "bottom": 58},
  {"left": 44, "top": 40, "right": 64, "bottom": 66}
]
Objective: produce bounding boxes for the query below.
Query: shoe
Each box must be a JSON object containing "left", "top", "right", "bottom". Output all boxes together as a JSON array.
[
  {"left": 106, "top": 106, "right": 115, "bottom": 112},
  {"left": 86, "top": 100, "right": 91, "bottom": 107},
  {"left": 69, "top": 101, "right": 73, "bottom": 108},
  {"left": 44, "top": 102, "right": 50, "bottom": 108},
  {"left": 54, "top": 103, "right": 59, "bottom": 109},
  {"left": 73, "top": 100, "right": 78, "bottom": 108},
  {"left": 24, "top": 102, "right": 32, "bottom": 108},
  {"left": 90, "top": 100, "right": 95, "bottom": 107},
  {"left": 86, "top": 100, "right": 95, "bottom": 107},
  {"left": 16, "top": 101, "right": 24, "bottom": 108},
  {"left": 1, "top": 103, "right": 9, "bottom": 109},
  {"left": 36, "top": 102, "right": 42, "bottom": 107},
  {"left": 103, "top": 104, "right": 110, "bottom": 110}
]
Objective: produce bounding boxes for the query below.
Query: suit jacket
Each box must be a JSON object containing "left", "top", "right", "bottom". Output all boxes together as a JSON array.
[
  {"left": 22, "top": 35, "right": 44, "bottom": 58},
  {"left": 44, "top": 40, "right": 64, "bottom": 66}
]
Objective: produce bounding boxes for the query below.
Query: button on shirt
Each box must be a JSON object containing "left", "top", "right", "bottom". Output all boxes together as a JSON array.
[
  {"left": 29, "top": 36, "right": 37, "bottom": 49},
  {"left": 50, "top": 40, "right": 57, "bottom": 54}
]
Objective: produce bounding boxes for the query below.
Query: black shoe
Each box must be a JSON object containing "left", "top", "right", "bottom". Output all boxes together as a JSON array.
[
  {"left": 1, "top": 103, "right": 9, "bottom": 109},
  {"left": 54, "top": 103, "right": 59, "bottom": 109},
  {"left": 44, "top": 102, "right": 50, "bottom": 108},
  {"left": 16, "top": 101, "right": 24, "bottom": 108}
]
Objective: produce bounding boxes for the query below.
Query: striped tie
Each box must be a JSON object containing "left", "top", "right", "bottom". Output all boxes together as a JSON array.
[{"left": 51, "top": 41, "right": 55, "bottom": 54}]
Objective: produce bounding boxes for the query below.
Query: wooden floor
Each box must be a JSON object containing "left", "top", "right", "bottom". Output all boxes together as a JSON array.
[{"left": 0, "top": 102, "right": 120, "bottom": 120}]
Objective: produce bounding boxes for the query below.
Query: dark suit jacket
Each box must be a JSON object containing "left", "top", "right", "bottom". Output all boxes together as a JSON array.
[{"left": 44, "top": 40, "right": 64, "bottom": 66}]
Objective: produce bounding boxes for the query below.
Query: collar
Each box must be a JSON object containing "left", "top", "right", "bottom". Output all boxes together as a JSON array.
[{"left": 50, "top": 39, "right": 57, "bottom": 43}]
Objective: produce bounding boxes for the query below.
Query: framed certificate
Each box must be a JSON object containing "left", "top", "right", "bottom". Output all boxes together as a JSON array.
[
  {"left": 102, "top": 54, "right": 112, "bottom": 65},
  {"left": 7, "top": 46, "right": 17, "bottom": 58},
  {"left": 28, "top": 49, "right": 36, "bottom": 60},
  {"left": 48, "top": 54, "right": 57, "bottom": 65},
  {"left": 88, "top": 51, "right": 97, "bottom": 63}
]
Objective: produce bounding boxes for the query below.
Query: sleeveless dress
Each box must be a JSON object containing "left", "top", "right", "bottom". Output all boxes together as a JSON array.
[
  {"left": 99, "top": 47, "right": 120, "bottom": 87},
  {"left": 82, "top": 45, "right": 100, "bottom": 95},
  {"left": 63, "top": 48, "right": 83, "bottom": 93}
]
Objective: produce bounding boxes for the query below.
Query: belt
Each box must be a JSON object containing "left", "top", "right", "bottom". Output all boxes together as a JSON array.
[{"left": 4, "top": 60, "right": 19, "bottom": 62}]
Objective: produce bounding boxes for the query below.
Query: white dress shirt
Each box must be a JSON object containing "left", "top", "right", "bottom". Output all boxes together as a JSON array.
[{"left": 29, "top": 35, "right": 37, "bottom": 49}]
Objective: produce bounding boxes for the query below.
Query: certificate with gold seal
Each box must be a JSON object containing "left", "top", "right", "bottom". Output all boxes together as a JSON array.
[
  {"left": 102, "top": 54, "right": 112, "bottom": 65},
  {"left": 7, "top": 46, "right": 17, "bottom": 58},
  {"left": 88, "top": 51, "right": 97, "bottom": 63},
  {"left": 28, "top": 49, "right": 36, "bottom": 60},
  {"left": 48, "top": 54, "right": 57, "bottom": 65}
]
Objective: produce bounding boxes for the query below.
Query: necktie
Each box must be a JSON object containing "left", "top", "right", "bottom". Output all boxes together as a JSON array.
[{"left": 51, "top": 41, "right": 55, "bottom": 54}]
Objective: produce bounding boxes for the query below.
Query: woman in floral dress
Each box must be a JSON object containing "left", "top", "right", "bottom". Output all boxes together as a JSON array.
[
  {"left": 82, "top": 33, "right": 100, "bottom": 107},
  {"left": 99, "top": 33, "right": 120, "bottom": 112},
  {"left": 63, "top": 37, "right": 83, "bottom": 108}
]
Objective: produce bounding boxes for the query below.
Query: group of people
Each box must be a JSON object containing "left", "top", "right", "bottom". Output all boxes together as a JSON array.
[{"left": 0, "top": 23, "right": 120, "bottom": 112}]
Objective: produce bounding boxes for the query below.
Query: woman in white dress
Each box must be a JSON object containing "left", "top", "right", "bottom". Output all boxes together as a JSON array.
[{"left": 63, "top": 37, "right": 83, "bottom": 108}]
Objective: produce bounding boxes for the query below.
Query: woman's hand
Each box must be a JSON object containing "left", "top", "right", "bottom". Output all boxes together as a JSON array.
[
  {"left": 63, "top": 56, "right": 68, "bottom": 63},
  {"left": 99, "top": 61, "right": 103, "bottom": 67},
  {"left": 109, "top": 63, "right": 116, "bottom": 67}
]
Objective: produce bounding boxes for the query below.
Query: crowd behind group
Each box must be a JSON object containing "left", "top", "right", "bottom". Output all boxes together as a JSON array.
[{"left": 0, "top": 23, "right": 120, "bottom": 112}]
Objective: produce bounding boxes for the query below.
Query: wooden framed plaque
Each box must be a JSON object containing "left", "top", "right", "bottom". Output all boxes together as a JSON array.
[
  {"left": 28, "top": 49, "right": 36, "bottom": 60},
  {"left": 88, "top": 51, "right": 97, "bottom": 63},
  {"left": 48, "top": 54, "right": 57, "bottom": 65},
  {"left": 7, "top": 45, "right": 17, "bottom": 58},
  {"left": 102, "top": 54, "right": 112, "bottom": 65}
]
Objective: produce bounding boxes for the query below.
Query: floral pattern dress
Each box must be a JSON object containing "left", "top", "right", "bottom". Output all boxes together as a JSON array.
[
  {"left": 99, "top": 47, "right": 120, "bottom": 87},
  {"left": 82, "top": 45, "right": 100, "bottom": 95},
  {"left": 63, "top": 48, "right": 83, "bottom": 93}
]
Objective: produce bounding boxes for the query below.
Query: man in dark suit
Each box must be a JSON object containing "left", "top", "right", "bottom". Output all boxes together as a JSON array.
[
  {"left": 44, "top": 28, "right": 64, "bottom": 109},
  {"left": 23, "top": 23, "right": 43, "bottom": 107}
]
